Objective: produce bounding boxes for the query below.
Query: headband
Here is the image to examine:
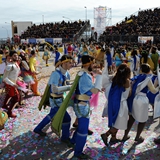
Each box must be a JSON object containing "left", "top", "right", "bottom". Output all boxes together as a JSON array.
[
  {"left": 82, "top": 58, "right": 95, "bottom": 67},
  {"left": 55, "top": 58, "right": 72, "bottom": 68}
]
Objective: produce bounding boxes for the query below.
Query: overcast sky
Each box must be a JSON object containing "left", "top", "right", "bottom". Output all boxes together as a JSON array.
[{"left": 0, "top": 0, "right": 159, "bottom": 38}]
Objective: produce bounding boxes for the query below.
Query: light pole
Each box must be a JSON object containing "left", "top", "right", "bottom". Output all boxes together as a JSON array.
[
  {"left": 84, "top": 6, "right": 87, "bottom": 22},
  {"left": 2, "top": 26, "right": 9, "bottom": 38},
  {"left": 62, "top": 16, "right": 71, "bottom": 22},
  {"left": 42, "top": 15, "right": 44, "bottom": 23},
  {"left": 84, "top": 6, "right": 87, "bottom": 41}
]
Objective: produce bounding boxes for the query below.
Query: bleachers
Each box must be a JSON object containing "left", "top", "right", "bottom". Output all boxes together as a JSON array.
[
  {"left": 20, "top": 20, "right": 88, "bottom": 42},
  {"left": 99, "top": 7, "right": 160, "bottom": 44}
]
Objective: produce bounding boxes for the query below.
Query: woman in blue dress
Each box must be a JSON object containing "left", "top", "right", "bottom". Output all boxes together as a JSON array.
[{"left": 101, "top": 63, "right": 131, "bottom": 146}]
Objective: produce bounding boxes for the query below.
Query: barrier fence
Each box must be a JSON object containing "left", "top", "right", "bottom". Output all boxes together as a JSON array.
[{"left": 99, "top": 34, "right": 160, "bottom": 44}]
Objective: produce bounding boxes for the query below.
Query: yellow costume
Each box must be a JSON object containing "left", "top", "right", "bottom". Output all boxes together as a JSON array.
[
  {"left": 141, "top": 57, "right": 154, "bottom": 71},
  {"left": 29, "top": 57, "right": 40, "bottom": 96}
]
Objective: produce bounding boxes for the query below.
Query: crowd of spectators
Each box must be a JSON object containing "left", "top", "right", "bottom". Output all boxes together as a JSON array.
[
  {"left": 20, "top": 20, "right": 86, "bottom": 39},
  {"left": 99, "top": 7, "right": 160, "bottom": 44}
]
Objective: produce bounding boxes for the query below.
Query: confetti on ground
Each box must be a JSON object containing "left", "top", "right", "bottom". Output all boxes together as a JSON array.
[{"left": 0, "top": 58, "right": 160, "bottom": 160}]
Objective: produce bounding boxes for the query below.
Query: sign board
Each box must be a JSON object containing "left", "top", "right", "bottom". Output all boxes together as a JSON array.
[{"left": 138, "top": 36, "right": 154, "bottom": 44}]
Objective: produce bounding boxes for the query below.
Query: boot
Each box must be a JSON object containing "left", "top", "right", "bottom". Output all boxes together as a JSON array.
[
  {"left": 31, "top": 80, "right": 40, "bottom": 96},
  {"left": 6, "top": 99, "right": 18, "bottom": 118},
  {"left": 7, "top": 106, "right": 17, "bottom": 118},
  {"left": 34, "top": 116, "right": 51, "bottom": 136}
]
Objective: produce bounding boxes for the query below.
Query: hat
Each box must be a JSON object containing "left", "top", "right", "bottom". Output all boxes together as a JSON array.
[{"left": 81, "top": 55, "right": 95, "bottom": 67}]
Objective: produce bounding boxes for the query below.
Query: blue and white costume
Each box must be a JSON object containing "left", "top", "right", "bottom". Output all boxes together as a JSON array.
[
  {"left": 34, "top": 66, "right": 71, "bottom": 140},
  {"left": 103, "top": 82, "right": 130, "bottom": 130},
  {"left": 130, "top": 55, "right": 140, "bottom": 75},
  {"left": 128, "top": 74, "right": 159, "bottom": 122},
  {"left": 71, "top": 69, "right": 102, "bottom": 157},
  {"left": 147, "top": 75, "right": 159, "bottom": 105},
  {"left": 102, "top": 60, "right": 130, "bottom": 130}
]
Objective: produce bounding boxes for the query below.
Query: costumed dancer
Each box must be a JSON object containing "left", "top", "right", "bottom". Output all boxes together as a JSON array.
[
  {"left": 72, "top": 70, "right": 99, "bottom": 136},
  {"left": 105, "top": 47, "right": 113, "bottom": 74},
  {"left": 95, "top": 47, "right": 105, "bottom": 70},
  {"left": 29, "top": 50, "right": 41, "bottom": 96},
  {"left": 101, "top": 63, "right": 131, "bottom": 146},
  {"left": 19, "top": 53, "right": 34, "bottom": 85},
  {"left": 70, "top": 55, "right": 102, "bottom": 159},
  {"left": 73, "top": 51, "right": 78, "bottom": 67},
  {"left": 153, "top": 67, "right": 160, "bottom": 144},
  {"left": 42, "top": 46, "right": 50, "bottom": 67},
  {"left": 54, "top": 46, "right": 61, "bottom": 66},
  {"left": 122, "top": 64, "right": 159, "bottom": 143},
  {"left": 34, "top": 55, "right": 73, "bottom": 146},
  {"left": 147, "top": 73, "right": 159, "bottom": 109},
  {"left": 141, "top": 50, "right": 154, "bottom": 71},
  {"left": 130, "top": 49, "right": 140, "bottom": 76},
  {"left": 113, "top": 48, "right": 123, "bottom": 68},
  {"left": 82, "top": 44, "right": 89, "bottom": 55},
  {"left": 67, "top": 43, "right": 73, "bottom": 57},
  {"left": 2, "top": 51, "right": 21, "bottom": 118},
  {"left": 150, "top": 46, "right": 159, "bottom": 72}
]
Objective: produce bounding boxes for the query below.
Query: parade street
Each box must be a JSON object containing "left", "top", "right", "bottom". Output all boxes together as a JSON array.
[{"left": 0, "top": 54, "right": 160, "bottom": 160}]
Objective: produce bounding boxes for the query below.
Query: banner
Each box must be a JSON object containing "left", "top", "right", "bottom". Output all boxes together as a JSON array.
[
  {"left": 21, "top": 38, "right": 62, "bottom": 44},
  {"left": 21, "top": 39, "right": 28, "bottom": 44},
  {"left": 28, "top": 38, "right": 36, "bottom": 44},
  {"left": 36, "top": 39, "right": 45, "bottom": 44},
  {"left": 53, "top": 38, "right": 62, "bottom": 44},
  {"left": 138, "top": 36, "right": 154, "bottom": 44},
  {"left": 45, "top": 38, "right": 53, "bottom": 44}
]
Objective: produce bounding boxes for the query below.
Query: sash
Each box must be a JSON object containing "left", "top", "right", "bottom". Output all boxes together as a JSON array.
[
  {"left": 153, "top": 67, "right": 160, "bottom": 119},
  {"left": 51, "top": 74, "right": 80, "bottom": 136},
  {"left": 127, "top": 74, "right": 147, "bottom": 112},
  {"left": 108, "top": 84, "right": 124, "bottom": 127}
]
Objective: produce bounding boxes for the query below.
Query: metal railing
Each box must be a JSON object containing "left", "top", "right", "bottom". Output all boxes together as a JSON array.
[
  {"left": 73, "top": 21, "right": 90, "bottom": 42},
  {"left": 99, "top": 34, "right": 160, "bottom": 44}
]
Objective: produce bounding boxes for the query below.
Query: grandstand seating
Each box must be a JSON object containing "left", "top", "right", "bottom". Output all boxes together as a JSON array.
[
  {"left": 99, "top": 7, "right": 160, "bottom": 44},
  {"left": 20, "top": 20, "right": 90, "bottom": 43}
]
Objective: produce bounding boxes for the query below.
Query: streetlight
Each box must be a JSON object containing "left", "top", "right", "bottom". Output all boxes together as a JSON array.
[
  {"left": 42, "top": 15, "right": 44, "bottom": 23},
  {"left": 62, "top": 16, "right": 71, "bottom": 21},
  {"left": 2, "top": 26, "right": 9, "bottom": 38},
  {"left": 84, "top": 6, "right": 87, "bottom": 40},
  {"left": 84, "top": 6, "right": 87, "bottom": 22}
]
